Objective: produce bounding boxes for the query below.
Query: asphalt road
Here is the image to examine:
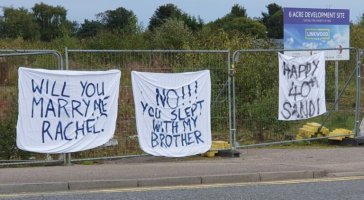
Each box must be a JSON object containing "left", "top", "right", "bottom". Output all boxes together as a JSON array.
[{"left": 2, "top": 176, "right": 364, "bottom": 200}]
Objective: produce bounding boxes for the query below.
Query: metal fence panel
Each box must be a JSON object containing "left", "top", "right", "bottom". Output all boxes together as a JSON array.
[
  {"left": 65, "top": 49, "right": 231, "bottom": 160},
  {"left": 0, "top": 50, "right": 63, "bottom": 166},
  {"left": 232, "top": 48, "right": 359, "bottom": 148}
]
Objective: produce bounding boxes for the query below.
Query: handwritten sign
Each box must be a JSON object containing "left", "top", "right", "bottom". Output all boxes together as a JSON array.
[
  {"left": 278, "top": 52, "right": 326, "bottom": 120},
  {"left": 132, "top": 70, "right": 211, "bottom": 157},
  {"left": 17, "top": 67, "right": 121, "bottom": 153}
]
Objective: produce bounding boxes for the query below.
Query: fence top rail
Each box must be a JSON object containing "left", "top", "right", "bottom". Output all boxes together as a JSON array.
[
  {"left": 66, "top": 49, "right": 230, "bottom": 54},
  {"left": 0, "top": 52, "right": 58, "bottom": 57},
  {"left": 233, "top": 47, "right": 357, "bottom": 60},
  {"left": 0, "top": 49, "right": 60, "bottom": 53},
  {"left": 0, "top": 49, "right": 63, "bottom": 70}
]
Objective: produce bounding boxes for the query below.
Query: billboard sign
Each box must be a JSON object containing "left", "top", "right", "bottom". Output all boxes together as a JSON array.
[{"left": 284, "top": 7, "right": 350, "bottom": 60}]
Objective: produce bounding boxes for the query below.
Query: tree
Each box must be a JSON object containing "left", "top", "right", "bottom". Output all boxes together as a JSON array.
[
  {"left": 32, "top": 3, "right": 69, "bottom": 41},
  {"left": 351, "top": 24, "right": 364, "bottom": 48},
  {"left": 0, "top": 7, "right": 40, "bottom": 40},
  {"left": 66, "top": 21, "right": 79, "bottom": 37},
  {"left": 77, "top": 20, "right": 104, "bottom": 38},
  {"left": 235, "top": 52, "right": 289, "bottom": 143},
  {"left": 262, "top": 3, "right": 281, "bottom": 23},
  {"left": 148, "top": 4, "right": 203, "bottom": 31},
  {"left": 181, "top": 15, "right": 203, "bottom": 32},
  {"left": 97, "top": 7, "right": 139, "bottom": 34},
  {"left": 261, "top": 3, "right": 283, "bottom": 39},
  {"left": 227, "top": 4, "right": 247, "bottom": 18},
  {"left": 149, "top": 19, "right": 193, "bottom": 49},
  {"left": 208, "top": 4, "right": 267, "bottom": 38},
  {"left": 148, "top": 4, "right": 183, "bottom": 31},
  {"left": 360, "top": 13, "right": 364, "bottom": 26},
  {"left": 213, "top": 16, "right": 267, "bottom": 38}
]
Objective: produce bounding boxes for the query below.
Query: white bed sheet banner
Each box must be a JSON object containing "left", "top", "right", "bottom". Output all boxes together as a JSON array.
[
  {"left": 278, "top": 52, "right": 326, "bottom": 120},
  {"left": 132, "top": 70, "right": 211, "bottom": 157},
  {"left": 17, "top": 67, "right": 121, "bottom": 153}
]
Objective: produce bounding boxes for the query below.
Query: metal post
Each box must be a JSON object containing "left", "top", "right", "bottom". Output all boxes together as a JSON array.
[
  {"left": 228, "top": 51, "right": 235, "bottom": 149},
  {"left": 63, "top": 47, "right": 72, "bottom": 165},
  {"left": 65, "top": 47, "right": 69, "bottom": 70},
  {"left": 229, "top": 50, "right": 238, "bottom": 151},
  {"left": 54, "top": 51, "right": 63, "bottom": 70},
  {"left": 231, "top": 57, "right": 237, "bottom": 149},
  {"left": 63, "top": 153, "right": 72, "bottom": 166},
  {"left": 354, "top": 49, "right": 362, "bottom": 137},
  {"left": 63, "top": 154, "right": 67, "bottom": 165},
  {"left": 335, "top": 61, "right": 339, "bottom": 111}
]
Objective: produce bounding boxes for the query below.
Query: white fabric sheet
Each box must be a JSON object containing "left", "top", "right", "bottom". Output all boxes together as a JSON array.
[
  {"left": 17, "top": 67, "right": 121, "bottom": 153},
  {"left": 132, "top": 70, "right": 211, "bottom": 157},
  {"left": 278, "top": 52, "right": 326, "bottom": 120}
]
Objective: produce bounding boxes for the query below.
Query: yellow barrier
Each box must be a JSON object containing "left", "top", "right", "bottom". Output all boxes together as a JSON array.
[
  {"left": 296, "top": 122, "right": 329, "bottom": 140},
  {"left": 203, "top": 141, "right": 230, "bottom": 157},
  {"left": 328, "top": 129, "right": 353, "bottom": 141}
]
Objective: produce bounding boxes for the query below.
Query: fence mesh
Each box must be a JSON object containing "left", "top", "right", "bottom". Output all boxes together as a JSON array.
[
  {"left": 2, "top": 48, "right": 361, "bottom": 165},
  {"left": 232, "top": 49, "right": 358, "bottom": 147},
  {"left": 65, "top": 50, "right": 230, "bottom": 159},
  {"left": 0, "top": 50, "right": 61, "bottom": 163}
]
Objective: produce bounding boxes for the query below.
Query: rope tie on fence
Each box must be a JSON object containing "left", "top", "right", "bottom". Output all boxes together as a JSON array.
[{"left": 229, "top": 64, "right": 236, "bottom": 77}]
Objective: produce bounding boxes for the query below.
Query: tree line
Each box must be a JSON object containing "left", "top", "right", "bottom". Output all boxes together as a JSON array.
[
  {"left": 1, "top": 3, "right": 363, "bottom": 50},
  {"left": 0, "top": 3, "right": 282, "bottom": 47}
]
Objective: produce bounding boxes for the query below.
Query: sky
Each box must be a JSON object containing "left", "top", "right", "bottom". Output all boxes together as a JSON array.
[{"left": 1, "top": 0, "right": 363, "bottom": 27}]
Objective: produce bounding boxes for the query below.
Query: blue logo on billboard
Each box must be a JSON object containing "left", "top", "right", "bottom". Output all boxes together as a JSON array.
[{"left": 304, "top": 29, "right": 330, "bottom": 40}]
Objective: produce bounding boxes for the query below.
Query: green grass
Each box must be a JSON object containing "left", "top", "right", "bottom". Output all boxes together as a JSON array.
[
  {"left": 79, "top": 160, "right": 96, "bottom": 165},
  {"left": 257, "top": 141, "right": 335, "bottom": 149}
]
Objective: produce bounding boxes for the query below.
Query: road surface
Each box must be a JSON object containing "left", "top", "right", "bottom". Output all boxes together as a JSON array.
[{"left": 2, "top": 176, "right": 364, "bottom": 200}]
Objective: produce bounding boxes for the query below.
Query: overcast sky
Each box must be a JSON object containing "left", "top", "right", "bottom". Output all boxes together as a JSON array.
[{"left": 1, "top": 0, "right": 363, "bottom": 26}]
